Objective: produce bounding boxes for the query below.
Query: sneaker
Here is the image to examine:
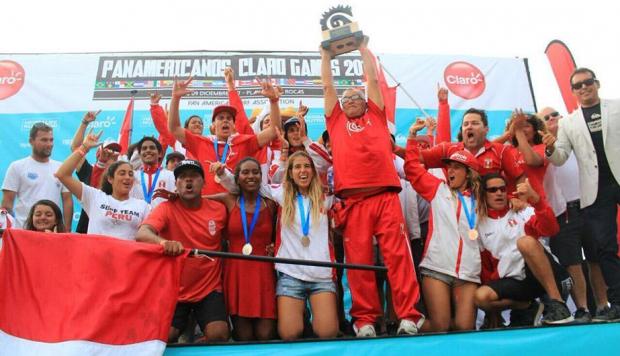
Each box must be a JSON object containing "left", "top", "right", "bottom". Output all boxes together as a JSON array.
[
  {"left": 542, "top": 300, "right": 574, "bottom": 325},
  {"left": 397, "top": 319, "right": 421, "bottom": 335},
  {"left": 354, "top": 324, "right": 377, "bottom": 338},
  {"left": 592, "top": 305, "right": 620, "bottom": 323},
  {"left": 509, "top": 300, "right": 544, "bottom": 327},
  {"left": 573, "top": 308, "right": 592, "bottom": 324}
]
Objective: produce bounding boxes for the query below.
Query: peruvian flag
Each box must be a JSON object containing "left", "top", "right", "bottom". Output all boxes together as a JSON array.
[
  {"left": 0, "top": 229, "right": 185, "bottom": 356},
  {"left": 366, "top": 50, "right": 398, "bottom": 133},
  {"left": 118, "top": 96, "right": 135, "bottom": 155}
]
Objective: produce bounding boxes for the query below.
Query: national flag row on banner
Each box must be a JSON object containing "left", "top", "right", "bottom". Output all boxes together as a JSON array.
[{"left": 0, "top": 229, "right": 186, "bottom": 356}]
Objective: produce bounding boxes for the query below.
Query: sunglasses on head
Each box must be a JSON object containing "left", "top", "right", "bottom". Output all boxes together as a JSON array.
[
  {"left": 486, "top": 186, "right": 507, "bottom": 193},
  {"left": 571, "top": 78, "right": 596, "bottom": 90},
  {"left": 341, "top": 94, "right": 364, "bottom": 104},
  {"left": 544, "top": 111, "right": 560, "bottom": 121}
]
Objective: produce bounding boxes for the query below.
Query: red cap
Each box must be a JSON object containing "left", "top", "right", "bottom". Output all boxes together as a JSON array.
[
  {"left": 441, "top": 150, "right": 480, "bottom": 172},
  {"left": 212, "top": 105, "right": 237, "bottom": 121}
]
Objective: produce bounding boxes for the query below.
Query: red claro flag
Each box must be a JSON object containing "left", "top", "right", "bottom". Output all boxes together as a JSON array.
[
  {"left": 0, "top": 229, "right": 186, "bottom": 356},
  {"left": 366, "top": 49, "right": 398, "bottom": 133},
  {"left": 118, "top": 96, "right": 135, "bottom": 155},
  {"left": 544, "top": 40, "right": 578, "bottom": 114}
]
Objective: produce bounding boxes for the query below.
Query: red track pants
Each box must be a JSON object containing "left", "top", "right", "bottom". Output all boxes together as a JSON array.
[{"left": 343, "top": 191, "right": 423, "bottom": 328}]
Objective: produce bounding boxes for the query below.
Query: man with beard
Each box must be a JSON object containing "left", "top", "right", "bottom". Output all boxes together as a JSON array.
[
  {"left": 2, "top": 122, "right": 73, "bottom": 229},
  {"left": 136, "top": 159, "right": 229, "bottom": 342},
  {"left": 130, "top": 136, "right": 176, "bottom": 207},
  {"left": 420, "top": 108, "right": 526, "bottom": 192}
]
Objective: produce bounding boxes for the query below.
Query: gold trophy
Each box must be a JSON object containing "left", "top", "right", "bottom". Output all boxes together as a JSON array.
[{"left": 320, "top": 5, "right": 365, "bottom": 58}]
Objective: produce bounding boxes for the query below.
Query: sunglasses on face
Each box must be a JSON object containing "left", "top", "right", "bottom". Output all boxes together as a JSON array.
[
  {"left": 571, "top": 78, "right": 596, "bottom": 90},
  {"left": 341, "top": 94, "right": 364, "bottom": 104},
  {"left": 544, "top": 111, "right": 560, "bottom": 121},
  {"left": 486, "top": 186, "right": 507, "bottom": 193}
]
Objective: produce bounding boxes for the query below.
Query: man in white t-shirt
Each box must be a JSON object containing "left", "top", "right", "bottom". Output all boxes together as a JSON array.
[
  {"left": 1, "top": 122, "right": 73, "bottom": 229},
  {"left": 130, "top": 136, "right": 176, "bottom": 207}
]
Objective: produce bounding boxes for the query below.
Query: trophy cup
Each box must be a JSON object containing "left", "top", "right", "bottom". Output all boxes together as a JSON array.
[{"left": 320, "top": 5, "right": 365, "bottom": 58}]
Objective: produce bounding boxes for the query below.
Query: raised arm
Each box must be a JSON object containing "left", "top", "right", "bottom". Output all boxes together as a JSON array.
[
  {"left": 320, "top": 46, "right": 339, "bottom": 117},
  {"left": 150, "top": 92, "right": 177, "bottom": 148},
  {"left": 255, "top": 80, "right": 281, "bottom": 147},
  {"left": 168, "top": 77, "right": 194, "bottom": 145},
  {"left": 70, "top": 110, "right": 100, "bottom": 170},
  {"left": 61, "top": 192, "right": 73, "bottom": 231},
  {"left": 358, "top": 39, "right": 383, "bottom": 110},
  {"left": 404, "top": 118, "right": 442, "bottom": 201},
  {"left": 224, "top": 67, "right": 254, "bottom": 135},
  {"left": 513, "top": 110, "right": 544, "bottom": 167},
  {"left": 55, "top": 129, "right": 103, "bottom": 201}
]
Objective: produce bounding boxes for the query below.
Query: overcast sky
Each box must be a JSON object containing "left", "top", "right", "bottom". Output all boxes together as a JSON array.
[{"left": 2, "top": 0, "right": 618, "bottom": 113}]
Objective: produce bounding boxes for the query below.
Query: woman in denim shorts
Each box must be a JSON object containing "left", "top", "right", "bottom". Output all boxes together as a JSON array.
[{"left": 218, "top": 151, "right": 339, "bottom": 340}]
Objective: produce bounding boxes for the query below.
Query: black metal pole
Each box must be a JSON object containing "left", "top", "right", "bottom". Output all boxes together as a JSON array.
[{"left": 191, "top": 249, "right": 387, "bottom": 272}]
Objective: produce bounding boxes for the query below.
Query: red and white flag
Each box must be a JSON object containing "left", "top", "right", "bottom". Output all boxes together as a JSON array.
[
  {"left": 0, "top": 229, "right": 185, "bottom": 356},
  {"left": 118, "top": 96, "right": 135, "bottom": 155}
]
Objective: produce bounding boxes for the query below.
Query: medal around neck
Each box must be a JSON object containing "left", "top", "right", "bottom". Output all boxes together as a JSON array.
[
  {"left": 242, "top": 243, "right": 253, "bottom": 255},
  {"left": 468, "top": 229, "right": 479, "bottom": 241},
  {"left": 301, "top": 235, "right": 310, "bottom": 247},
  {"left": 320, "top": 5, "right": 365, "bottom": 58}
]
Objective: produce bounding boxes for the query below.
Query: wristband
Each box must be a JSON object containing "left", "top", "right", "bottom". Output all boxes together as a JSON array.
[
  {"left": 95, "top": 161, "right": 106, "bottom": 169},
  {"left": 269, "top": 98, "right": 279, "bottom": 104},
  {"left": 81, "top": 120, "right": 89, "bottom": 125}
]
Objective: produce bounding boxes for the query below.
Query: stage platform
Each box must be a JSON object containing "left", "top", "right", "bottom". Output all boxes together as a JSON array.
[{"left": 164, "top": 322, "right": 616, "bottom": 355}]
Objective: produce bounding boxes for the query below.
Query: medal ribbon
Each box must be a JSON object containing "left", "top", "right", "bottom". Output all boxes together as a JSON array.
[
  {"left": 213, "top": 140, "right": 230, "bottom": 164},
  {"left": 457, "top": 191, "right": 476, "bottom": 230},
  {"left": 240, "top": 194, "right": 261, "bottom": 245},
  {"left": 297, "top": 192, "right": 311, "bottom": 237},
  {"left": 141, "top": 168, "right": 161, "bottom": 204}
]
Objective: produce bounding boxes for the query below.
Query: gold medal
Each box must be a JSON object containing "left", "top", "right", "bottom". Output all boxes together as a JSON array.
[
  {"left": 301, "top": 235, "right": 310, "bottom": 247},
  {"left": 214, "top": 174, "right": 221, "bottom": 184},
  {"left": 242, "top": 243, "right": 253, "bottom": 255},
  {"left": 468, "top": 229, "right": 479, "bottom": 240}
]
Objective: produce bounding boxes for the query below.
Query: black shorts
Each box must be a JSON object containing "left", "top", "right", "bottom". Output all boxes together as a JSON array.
[
  {"left": 486, "top": 252, "right": 568, "bottom": 302},
  {"left": 171, "top": 291, "right": 227, "bottom": 332},
  {"left": 549, "top": 203, "right": 599, "bottom": 266}
]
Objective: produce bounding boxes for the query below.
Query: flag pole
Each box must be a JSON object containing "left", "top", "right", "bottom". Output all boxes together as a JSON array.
[
  {"left": 377, "top": 57, "right": 432, "bottom": 118},
  {"left": 129, "top": 89, "right": 137, "bottom": 145},
  {"left": 190, "top": 249, "right": 387, "bottom": 272}
]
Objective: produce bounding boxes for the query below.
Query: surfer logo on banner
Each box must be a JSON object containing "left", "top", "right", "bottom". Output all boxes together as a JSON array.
[{"left": 320, "top": 5, "right": 365, "bottom": 58}]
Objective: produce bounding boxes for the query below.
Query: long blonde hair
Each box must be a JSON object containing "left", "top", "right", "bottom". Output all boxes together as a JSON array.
[{"left": 281, "top": 151, "right": 324, "bottom": 228}]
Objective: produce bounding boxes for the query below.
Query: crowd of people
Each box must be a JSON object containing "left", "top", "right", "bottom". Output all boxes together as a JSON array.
[{"left": 2, "top": 40, "right": 620, "bottom": 343}]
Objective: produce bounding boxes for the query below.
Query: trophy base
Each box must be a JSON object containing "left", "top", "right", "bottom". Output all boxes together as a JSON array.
[{"left": 321, "top": 31, "right": 364, "bottom": 58}]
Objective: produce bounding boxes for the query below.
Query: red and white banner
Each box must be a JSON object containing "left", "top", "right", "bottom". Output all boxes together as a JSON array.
[{"left": 0, "top": 229, "right": 185, "bottom": 356}]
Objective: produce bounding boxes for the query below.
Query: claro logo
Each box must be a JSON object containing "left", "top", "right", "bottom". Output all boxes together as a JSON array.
[
  {"left": 0, "top": 60, "right": 25, "bottom": 100},
  {"left": 443, "top": 61, "right": 485, "bottom": 100}
]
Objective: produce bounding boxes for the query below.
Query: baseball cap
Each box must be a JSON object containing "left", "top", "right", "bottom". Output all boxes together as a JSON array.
[
  {"left": 212, "top": 104, "right": 237, "bottom": 121},
  {"left": 283, "top": 117, "right": 301, "bottom": 132},
  {"left": 173, "top": 159, "right": 204, "bottom": 179},
  {"left": 441, "top": 150, "right": 480, "bottom": 172},
  {"left": 102, "top": 139, "right": 122, "bottom": 152},
  {"left": 165, "top": 151, "right": 185, "bottom": 165}
]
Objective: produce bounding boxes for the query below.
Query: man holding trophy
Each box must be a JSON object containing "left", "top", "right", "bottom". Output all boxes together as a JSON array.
[{"left": 320, "top": 6, "right": 425, "bottom": 337}]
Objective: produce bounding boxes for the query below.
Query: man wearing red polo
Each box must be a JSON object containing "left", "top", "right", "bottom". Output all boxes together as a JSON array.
[{"left": 420, "top": 108, "right": 525, "bottom": 189}]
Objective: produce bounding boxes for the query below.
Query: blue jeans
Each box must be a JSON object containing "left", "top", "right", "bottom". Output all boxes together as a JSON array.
[
  {"left": 582, "top": 182, "right": 620, "bottom": 304},
  {"left": 276, "top": 272, "right": 336, "bottom": 300}
]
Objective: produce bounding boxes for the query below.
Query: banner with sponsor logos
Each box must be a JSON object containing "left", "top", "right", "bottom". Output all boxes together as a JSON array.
[{"left": 0, "top": 51, "right": 534, "bottom": 225}]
